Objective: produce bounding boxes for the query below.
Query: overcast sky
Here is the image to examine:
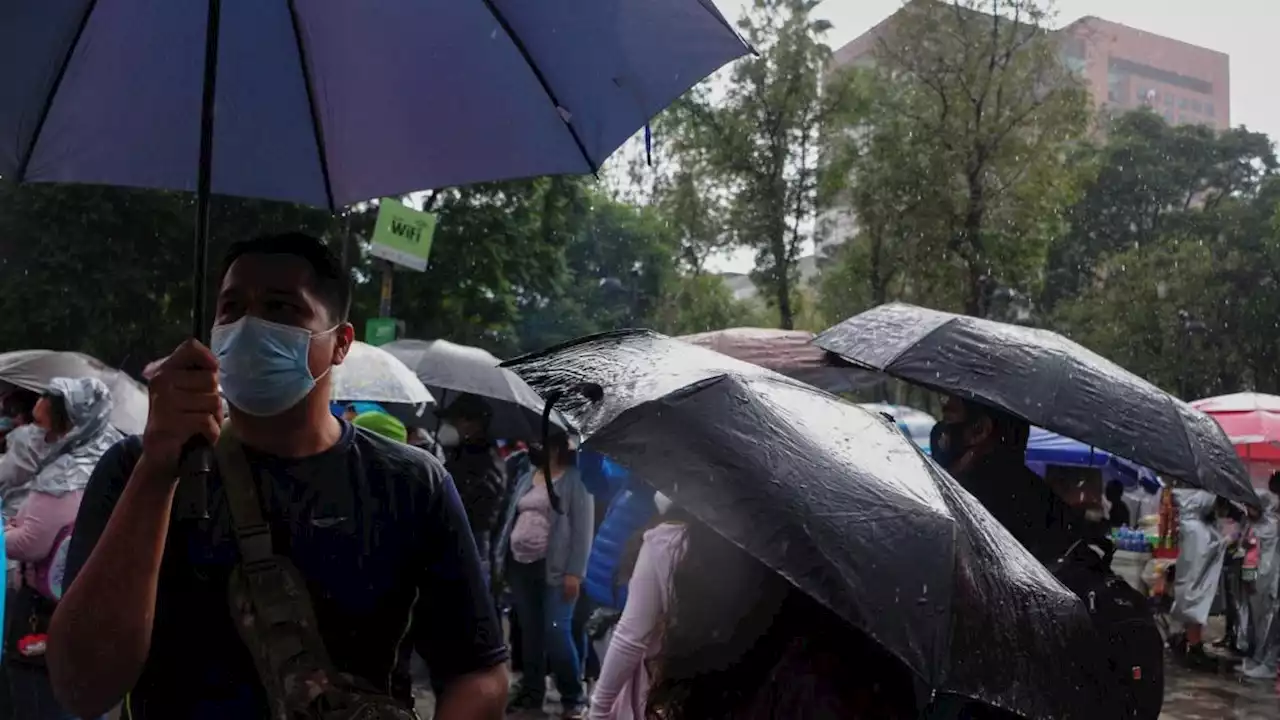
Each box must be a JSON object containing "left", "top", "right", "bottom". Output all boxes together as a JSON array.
[{"left": 705, "top": 0, "right": 1275, "bottom": 273}]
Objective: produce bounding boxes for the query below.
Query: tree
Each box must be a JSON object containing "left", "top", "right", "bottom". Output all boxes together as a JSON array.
[
  {"left": 515, "top": 187, "right": 683, "bottom": 350},
  {"left": 816, "top": 67, "right": 963, "bottom": 319},
  {"left": 0, "top": 181, "right": 339, "bottom": 375},
  {"left": 1050, "top": 116, "right": 1280, "bottom": 398},
  {"left": 1042, "top": 109, "right": 1277, "bottom": 310},
  {"left": 858, "top": 0, "right": 1091, "bottom": 317},
  {"left": 670, "top": 0, "right": 859, "bottom": 329},
  {"left": 349, "top": 178, "right": 581, "bottom": 357},
  {"left": 652, "top": 274, "right": 770, "bottom": 335}
]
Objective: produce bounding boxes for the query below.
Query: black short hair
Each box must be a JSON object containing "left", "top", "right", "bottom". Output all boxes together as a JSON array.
[
  {"left": 44, "top": 394, "right": 72, "bottom": 435},
  {"left": 1270, "top": 471, "right": 1280, "bottom": 496},
  {"left": 961, "top": 399, "right": 1030, "bottom": 450},
  {"left": 219, "top": 232, "right": 350, "bottom": 322}
]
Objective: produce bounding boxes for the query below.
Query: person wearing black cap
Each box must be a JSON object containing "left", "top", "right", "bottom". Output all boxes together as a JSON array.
[{"left": 440, "top": 393, "right": 508, "bottom": 585}]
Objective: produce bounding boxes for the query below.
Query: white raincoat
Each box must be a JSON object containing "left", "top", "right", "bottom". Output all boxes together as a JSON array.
[
  {"left": 1171, "top": 489, "right": 1226, "bottom": 626},
  {"left": 1248, "top": 491, "right": 1280, "bottom": 665}
]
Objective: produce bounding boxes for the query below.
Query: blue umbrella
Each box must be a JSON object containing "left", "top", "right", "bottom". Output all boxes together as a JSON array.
[
  {"left": 0, "top": 0, "right": 749, "bottom": 335},
  {"left": 0, "top": 0, "right": 748, "bottom": 515},
  {"left": 1025, "top": 427, "right": 1161, "bottom": 492}
]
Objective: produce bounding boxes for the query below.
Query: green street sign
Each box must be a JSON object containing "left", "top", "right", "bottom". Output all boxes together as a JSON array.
[
  {"left": 365, "top": 317, "right": 400, "bottom": 346},
  {"left": 370, "top": 199, "right": 437, "bottom": 271}
]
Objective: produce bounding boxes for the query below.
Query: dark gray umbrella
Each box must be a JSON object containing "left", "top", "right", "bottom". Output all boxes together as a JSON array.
[
  {"left": 815, "top": 303, "right": 1258, "bottom": 508},
  {"left": 504, "top": 329, "right": 1115, "bottom": 719},
  {"left": 383, "top": 339, "right": 567, "bottom": 441}
]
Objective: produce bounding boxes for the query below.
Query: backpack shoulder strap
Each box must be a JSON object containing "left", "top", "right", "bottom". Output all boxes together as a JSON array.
[
  {"left": 215, "top": 424, "right": 344, "bottom": 718},
  {"left": 215, "top": 425, "right": 275, "bottom": 567}
]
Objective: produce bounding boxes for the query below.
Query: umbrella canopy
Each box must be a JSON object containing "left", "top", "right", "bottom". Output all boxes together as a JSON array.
[
  {"left": 383, "top": 338, "right": 566, "bottom": 441},
  {"left": 0, "top": 350, "right": 147, "bottom": 435},
  {"left": 330, "top": 341, "right": 434, "bottom": 409},
  {"left": 0, "top": 1, "right": 749, "bottom": 208},
  {"left": 816, "top": 303, "right": 1258, "bottom": 508},
  {"left": 504, "top": 329, "right": 1113, "bottom": 719},
  {"left": 1190, "top": 393, "right": 1280, "bottom": 463},
  {"left": 677, "top": 327, "right": 877, "bottom": 393}
]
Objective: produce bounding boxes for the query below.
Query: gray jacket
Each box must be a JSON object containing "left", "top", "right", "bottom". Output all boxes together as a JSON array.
[{"left": 495, "top": 464, "right": 594, "bottom": 586}]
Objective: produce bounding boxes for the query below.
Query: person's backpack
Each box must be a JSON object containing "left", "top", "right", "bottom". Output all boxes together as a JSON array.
[
  {"left": 216, "top": 426, "right": 418, "bottom": 720},
  {"left": 1049, "top": 539, "right": 1164, "bottom": 720}
]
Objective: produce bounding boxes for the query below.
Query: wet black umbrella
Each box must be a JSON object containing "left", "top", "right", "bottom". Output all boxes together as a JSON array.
[
  {"left": 816, "top": 303, "right": 1258, "bottom": 508},
  {"left": 504, "top": 329, "right": 1115, "bottom": 720}
]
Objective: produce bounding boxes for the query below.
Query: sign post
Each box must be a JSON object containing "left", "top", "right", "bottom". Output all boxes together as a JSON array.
[{"left": 366, "top": 199, "right": 436, "bottom": 344}]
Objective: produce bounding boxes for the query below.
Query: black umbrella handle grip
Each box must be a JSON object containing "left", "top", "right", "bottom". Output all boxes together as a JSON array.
[{"left": 173, "top": 436, "right": 212, "bottom": 520}]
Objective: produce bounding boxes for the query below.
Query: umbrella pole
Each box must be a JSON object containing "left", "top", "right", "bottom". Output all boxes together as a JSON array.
[{"left": 174, "top": 0, "right": 223, "bottom": 521}]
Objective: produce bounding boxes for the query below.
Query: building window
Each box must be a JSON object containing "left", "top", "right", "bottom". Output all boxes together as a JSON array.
[
  {"left": 1165, "top": 94, "right": 1174, "bottom": 106},
  {"left": 1107, "top": 71, "right": 1126, "bottom": 103},
  {"left": 1178, "top": 97, "right": 1189, "bottom": 109},
  {"left": 1205, "top": 102, "right": 1215, "bottom": 117},
  {"left": 1191, "top": 99, "right": 1203, "bottom": 113},
  {"left": 1163, "top": 110, "right": 1173, "bottom": 123}
]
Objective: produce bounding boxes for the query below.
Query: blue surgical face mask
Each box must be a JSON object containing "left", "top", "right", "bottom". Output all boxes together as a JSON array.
[
  {"left": 0, "top": 417, "right": 13, "bottom": 432},
  {"left": 211, "top": 316, "right": 336, "bottom": 418}
]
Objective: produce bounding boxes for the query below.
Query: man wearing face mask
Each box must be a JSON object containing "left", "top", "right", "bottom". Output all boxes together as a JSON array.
[
  {"left": 47, "top": 233, "right": 508, "bottom": 719},
  {"left": 936, "top": 396, "right": 1097, "bottom": 564}
]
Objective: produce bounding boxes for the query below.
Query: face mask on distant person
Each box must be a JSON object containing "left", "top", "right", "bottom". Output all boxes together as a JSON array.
[
  {"left": 0, "top": 417, "right": 13, "bottom": 433},
  {"left": 212, "top": 316, "right": 335, "bottom": 417},
  {"left": 436, "top": 422, "right": 461, "bottom": 448}
]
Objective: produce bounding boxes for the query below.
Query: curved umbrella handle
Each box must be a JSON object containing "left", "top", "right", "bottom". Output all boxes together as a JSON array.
[{"left": 540, "top": 383, "right": 603, "bottom": 515}]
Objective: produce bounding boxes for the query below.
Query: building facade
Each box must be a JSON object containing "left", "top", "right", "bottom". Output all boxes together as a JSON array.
[{"left": 1059, "top": 16, "right": 1229, "bottom": 130}]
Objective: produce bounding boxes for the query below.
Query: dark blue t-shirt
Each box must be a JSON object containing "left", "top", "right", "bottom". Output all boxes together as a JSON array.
[{"left": 63, "top": 422, "right": 507, "bottom": 719}]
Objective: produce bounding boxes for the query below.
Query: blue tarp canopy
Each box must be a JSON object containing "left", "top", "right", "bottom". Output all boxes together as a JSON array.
[{"left": 1025, "top": 427, "right": 1161, "bottom": 492}]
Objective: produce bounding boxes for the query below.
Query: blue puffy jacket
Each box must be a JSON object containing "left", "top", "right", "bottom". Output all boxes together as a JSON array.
[{"left": 583, "top": 458, "right": 657, "bottom": 609}]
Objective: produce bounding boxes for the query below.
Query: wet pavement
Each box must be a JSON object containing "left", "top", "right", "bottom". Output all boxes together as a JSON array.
[
  {"left": 407, "top": 659, "right": 1280, "bottom": 718},
  {"left": 1161, "top": 656, "right": 1277, "bottom": 719}
]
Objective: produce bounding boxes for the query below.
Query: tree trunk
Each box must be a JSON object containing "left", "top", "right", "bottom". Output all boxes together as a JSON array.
[
  {"left": 962, "top": 181, "right": 987, "bottom": 317},
  {"left": 869, "top": 230, "right": 888, "bottom": 306},
  {"left": 964, "top": 260, "right": 984, "bottom": 317},
  {"left": 775, "top": 249, "right": 794, "bottom": 329}
]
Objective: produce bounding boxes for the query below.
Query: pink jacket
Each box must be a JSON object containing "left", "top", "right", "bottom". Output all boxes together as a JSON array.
[
  {"left": 590, "top": 522, "right": 686, "bottom": 720},
  {"left": 7, "top": 489, "right": 83, "bottom": 563}
]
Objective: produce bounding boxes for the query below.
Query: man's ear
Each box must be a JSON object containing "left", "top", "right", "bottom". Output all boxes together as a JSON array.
[{"left": 332, "top": 323, "right": 355, "bottom": 365}]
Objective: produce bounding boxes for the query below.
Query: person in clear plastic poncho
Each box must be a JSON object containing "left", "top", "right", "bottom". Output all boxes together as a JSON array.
[
  {"left": 8, "top": 377, "right": 123, "bottom": 571},
  {"left": 6, "top": 376, "right": 121, "bottom": 720},
  {"left": 1241, "top": 477, "right": 1280, "bottom": 679},
  {"left": 1171, "top": 488, "right": 1227, "bottom": 666}
]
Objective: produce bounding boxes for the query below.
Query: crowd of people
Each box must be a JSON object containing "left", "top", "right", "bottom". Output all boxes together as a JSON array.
[
  {"left": 1168, "top": 478, "right": 1280, "bottom": 680},
  {"left": 0, "top": 230, "right": 1269, "bottom": 719}
]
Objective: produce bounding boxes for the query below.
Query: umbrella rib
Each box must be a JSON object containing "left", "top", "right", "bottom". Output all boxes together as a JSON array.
[
  {"left": 286, "top": 0, "right": 337, "bottom": 211},
  {"left": 14, "top": 0, "right": 101, "bottom": 182},
  {"left": 477, "top": 0, "right": 597, "bottom": 175}
]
